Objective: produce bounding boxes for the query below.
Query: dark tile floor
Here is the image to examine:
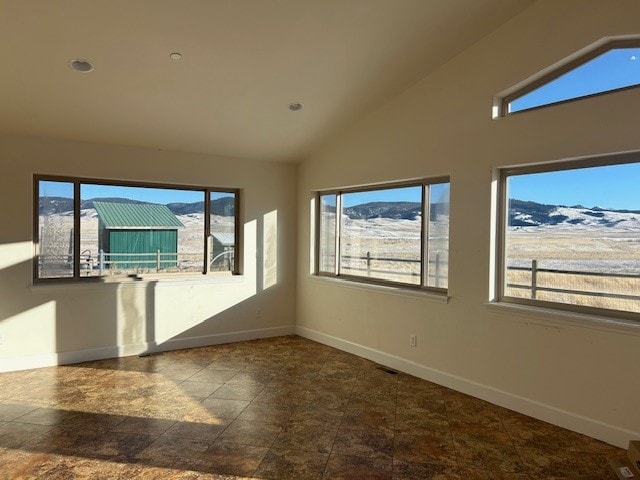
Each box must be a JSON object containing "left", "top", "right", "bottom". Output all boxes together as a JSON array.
[{"left": 0, "top": 336, "right": 622, "bottom": 479}]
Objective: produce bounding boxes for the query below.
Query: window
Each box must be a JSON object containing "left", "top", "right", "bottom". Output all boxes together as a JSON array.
[
  {"left": 34, "top": 175, "right": 239, "bottom": 282},
  {"left": 496, "top": 154, "right": 640, "bottom": 319},
  {"left": 498, "top": 39, "right": 640, "bottom": 116},
  {"left": 316, "top": 179, "right": 450, "bottom": 291}
]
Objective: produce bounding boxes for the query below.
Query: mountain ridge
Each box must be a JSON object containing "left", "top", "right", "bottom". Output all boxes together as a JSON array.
[
  {"left": 508, "top": 199, "right": 640, "bottom": 229},
  {"left": 39, "top": 196, "right": 640, "bottom": 228},
  {"left": 39, "top": 196, "right": 235, "bottom": 216}
]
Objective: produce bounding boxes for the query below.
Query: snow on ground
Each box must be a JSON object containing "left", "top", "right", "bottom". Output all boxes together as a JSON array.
[
  {"left": 512, "top": 205, "right": 640, "bottom": 232},
  {"left": 554, "top": 206, "right": 640, "bottom": 229},
  {"left": 341, "top": 214, "right": 449, "bottom": 239}
]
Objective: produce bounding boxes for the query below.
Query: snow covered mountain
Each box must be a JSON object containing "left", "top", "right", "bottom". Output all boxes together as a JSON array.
[{"left": 509, "top": 199, "right": 640, "bottom": 230}]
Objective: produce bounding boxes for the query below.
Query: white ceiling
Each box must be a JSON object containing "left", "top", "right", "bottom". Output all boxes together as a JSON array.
[{"left": 0, "top": 0, "right": 534, "bottom": 162}]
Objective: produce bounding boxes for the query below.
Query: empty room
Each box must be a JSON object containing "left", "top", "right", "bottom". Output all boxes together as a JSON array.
[{"left": 1, "top": 0, "right": 639, "bottom": 479}]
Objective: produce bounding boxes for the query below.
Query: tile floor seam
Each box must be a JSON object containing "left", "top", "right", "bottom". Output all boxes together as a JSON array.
[
  {"left": 498, "top": 405, "right": 532, "bottom": 478},
  {"left": 320, "top": 359, "right": 360, "bottom": 479},
  {"left": 390, "top": 373, "right": 399, "bottom": 479},
  {"left": 442, "top": 388, "right": 464, "bottom": 478}
]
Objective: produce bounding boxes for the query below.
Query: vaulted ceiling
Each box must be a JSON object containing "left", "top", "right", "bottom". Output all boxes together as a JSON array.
[{"left": 0, "top": 0, "right": 534, "bottom": 161}]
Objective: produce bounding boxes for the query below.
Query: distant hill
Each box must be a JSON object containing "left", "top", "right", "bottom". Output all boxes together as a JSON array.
[
  {"left": 509, "top": 200, "right": 563, "bottom": 226},
  {"left": 509, "top": 199, "right": 640, "bottom": 229},
  {"left": 39, "top": 196, "right": 73, "bottom": 214},
  {"left": 345, "top": 201, "right": 422, "bottom": 220},
  {"left": 335, "top": 201, "right": 449, "bottom": 220},
  {"left": 338, "top": 198, "right": 640, "bottom": 227},
  {"left": 39, "top": 196, "right": 234, "bottom": 216},
  {"left": 166, "top": 197, "right": 234, "bottom": 216},
  {"left": 38, "top": 196, "right": 640, "bottom": 228}
]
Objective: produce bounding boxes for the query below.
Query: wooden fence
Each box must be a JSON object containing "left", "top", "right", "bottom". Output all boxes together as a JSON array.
[
  {"left": 506, "top": 260, "right": 640, "bottom": 301},
  {"left": 334, "top": 252, "right": 445, "bottom": 286},
  {"left": 39, "top": 249, "right": 234, "bottom": 275},
  {"left": 330, "top": 254, "right": 640, "bottom": 302}
]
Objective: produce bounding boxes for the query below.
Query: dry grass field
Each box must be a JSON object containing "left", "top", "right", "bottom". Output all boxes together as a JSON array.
[
  {"left": 320, "top": 213, "right": 640, "bottom": 311},
  {"left": 505, "top": 228, "right": 640, "bottom": 312},
  {"left": 320, "top": 213, "right": 449, "bottom": 287},
  {"left": 38, "top": 211, "right": 234, "bottom": 277}
]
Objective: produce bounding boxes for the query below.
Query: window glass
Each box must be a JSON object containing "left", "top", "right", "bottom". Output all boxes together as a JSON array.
[
  {"left": 37, "top": 180, "right": 74, "bottom": 278},
  {"left": 317, "top": 181, "right": 449, "bottom": 290},
  {"left": 34, "top": 176, "right": 239, "bottom": 282},
  {"left": 509, "top": 47, "right": 640, "bottom": 113},
  {"left": 318, "top": 194, "right": 337, "bottom": 273},
  {"left": 339, "top": 186, "right": 423, "bottom": 285},
  {"left": 426, "top": 183, "right": 450, "bottom": 288},
  {"left": 503, "top": 162, "right": 640, "bottom": 313},
  {"left": 210, "top": 191, "right": 236, "bottom": 272},
  {"left": 79, "top": 184, "right": 204, "bottom": 276}
]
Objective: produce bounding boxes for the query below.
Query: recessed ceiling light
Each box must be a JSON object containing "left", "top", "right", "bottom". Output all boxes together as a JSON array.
[
  {"left": 289, "top": 102, "right": 304, "bottom": 111},
  {"left": 69, "top": 59, "right": 94, "bottom": 73},
  {"left": 170, "top": 52, "right": 182, "bottom": 60}
]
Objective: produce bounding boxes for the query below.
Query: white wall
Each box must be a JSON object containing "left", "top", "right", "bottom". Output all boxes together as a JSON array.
[
  {"left": 296, "top": 0, "right": 640, "bottom": 447},
  {"left": 0, "top": 133, "right": 297, "bottom": 371}
]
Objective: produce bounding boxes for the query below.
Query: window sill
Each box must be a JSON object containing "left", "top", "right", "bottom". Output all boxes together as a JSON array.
[
  {"left": 309, "top": 275, "right": 449, "bottom": 303},
  {"left": 31, "top": 273, "right": 244, "bottom": 291},
  {"left": 485, "top": 301, "right": 640, "bottom": 336}
]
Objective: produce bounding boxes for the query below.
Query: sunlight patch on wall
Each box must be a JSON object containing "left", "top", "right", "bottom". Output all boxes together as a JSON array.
[
  {"left": 117, "top": 283, "right": 150, "bottom": 349},
  {"left": 0, "top": 301, "right": 57, "bottom": 363},
  {"left": 263, "top": 210, "right": 278, "bottom": 290},
  {"left": 309, "top": 196, "right": 316, "bottom": 274},
  {"left": 152, "top": 219, "right": 258, "bottom": 344},
  {"left": 489, "top": 172, "right": 499, "bottom": 301},
  {"left": 0, "top": 241, "right": 32, "bottom": 271}
]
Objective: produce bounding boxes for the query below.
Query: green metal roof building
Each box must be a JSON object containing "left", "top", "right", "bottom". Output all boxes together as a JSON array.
[{"left": 93, "top": 202, "right": 184, "bottom": 271}]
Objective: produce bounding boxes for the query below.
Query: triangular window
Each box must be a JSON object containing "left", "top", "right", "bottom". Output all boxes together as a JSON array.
[{"left": 498, "top": 40, "right": 640, "bottom": 116}]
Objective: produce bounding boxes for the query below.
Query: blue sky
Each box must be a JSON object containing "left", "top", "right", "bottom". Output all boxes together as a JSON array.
[
  {"left": 322, "top": 183, "right": 450, "bottom": 208},
  {"left": 39, "top": 181, "right": 233, "bottom": 204},
  {"left": 510, "top": 47, "right": 640, "bottom": 112},
  {"left": 508, "top": 162, "right": 640, "bottom": 210}
]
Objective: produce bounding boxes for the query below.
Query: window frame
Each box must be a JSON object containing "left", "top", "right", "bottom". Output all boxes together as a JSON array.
[
  {"left": 33, "top": 174, "right": 241, "bottom": 284},
  {"left": 494, "top": 152, "right": 640, "bottom": 322},
  {"left": 497, "top": 38, "right": 640, "bottom": 117},
  {"left": 315, "top": 177, "right": 450, "bottom": 294}
]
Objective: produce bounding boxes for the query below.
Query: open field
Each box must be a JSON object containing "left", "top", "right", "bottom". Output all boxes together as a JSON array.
[
  {"left": 321, "top": 213, "right": 640, "bottom": 312},
  {"left": 320, "top": 214, "right": 449, "bottom": 287},
  {"left": 38, "top": 210, "right": 234, "bottom": 277},
  {"left": 505, "top": 227, "right": 640, "bottom": 312},
  {"left": 506, "top": 227, "right": 640, "bottom": 273}
]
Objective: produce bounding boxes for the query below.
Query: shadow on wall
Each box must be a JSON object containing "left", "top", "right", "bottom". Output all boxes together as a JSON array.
[{"left": 0, "top": 211, "right": 283, "bottom": 372}]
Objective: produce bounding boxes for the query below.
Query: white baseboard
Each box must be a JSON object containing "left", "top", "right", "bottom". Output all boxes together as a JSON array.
[
  {"left": 295, "top": 325, "right": 638, "bottom": 449},
  {"left": 0, "top": 325, "right": 295, "bottom": 373},
  {"left": 0, "top": 346, "right": 121, "bottom": 373},
  {"left": 152, "top": 325, "right": 295, "bottom": 353}
]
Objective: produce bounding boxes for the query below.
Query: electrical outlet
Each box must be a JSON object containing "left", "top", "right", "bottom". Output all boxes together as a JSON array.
[
  {"left": 256, "top": 308, "right": 263, "bottom": 318},
  {"left": 409, "top": 334, "right": 417, "bottom": 348}
]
